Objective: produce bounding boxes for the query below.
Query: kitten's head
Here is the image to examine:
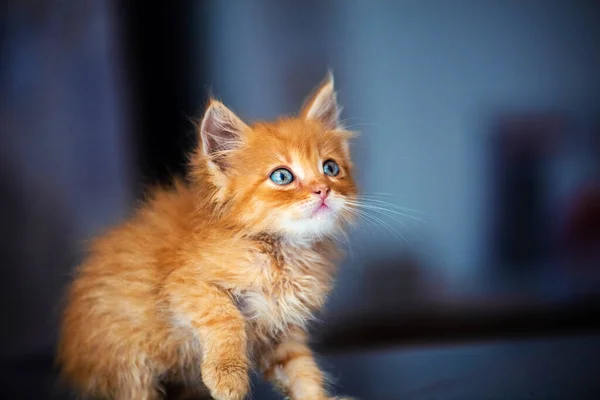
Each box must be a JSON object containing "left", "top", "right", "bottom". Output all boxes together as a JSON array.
[{"left": 193, "top": 73, "right": 357, "bottom": 242}]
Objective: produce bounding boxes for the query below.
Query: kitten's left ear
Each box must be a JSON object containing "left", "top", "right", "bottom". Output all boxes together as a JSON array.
[
  {"left": 300, "top": 72, "right": 342, "bottom": 130},
  {"left": 199, "top": 100, "right": 249, "bottom": 172}
]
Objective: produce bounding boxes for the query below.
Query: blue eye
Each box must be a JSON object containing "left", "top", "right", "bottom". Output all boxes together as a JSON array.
[
  {"left": 323, "top": 160, "right": 340, "bottom": 177},
  {"left": 270, "top": 168, "right": 294, "bottom": 185}
]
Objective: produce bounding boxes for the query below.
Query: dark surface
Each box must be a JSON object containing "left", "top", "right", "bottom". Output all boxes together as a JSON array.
[
  {"left": 3, "top": 333, "right": 599, "bottom": 399},
  {"left": 306, "top": 334, "right": 600, "bottom": 400},
  {"left": 318, "top": 298, "right": 600, "bottom": 354}
]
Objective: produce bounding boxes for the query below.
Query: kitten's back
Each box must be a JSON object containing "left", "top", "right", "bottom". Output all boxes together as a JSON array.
[{"left": 57, "top": 180, "right": 203, "bottom": 396}]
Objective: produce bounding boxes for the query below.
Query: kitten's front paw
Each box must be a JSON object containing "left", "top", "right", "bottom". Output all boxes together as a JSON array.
[{"left": 201, "top": 359, "right": 249, "bottom": 400}]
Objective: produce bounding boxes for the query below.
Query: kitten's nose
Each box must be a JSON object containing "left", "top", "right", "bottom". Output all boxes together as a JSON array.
[{"left": 312, "top": 184, "right": 331, "bottom": 200}]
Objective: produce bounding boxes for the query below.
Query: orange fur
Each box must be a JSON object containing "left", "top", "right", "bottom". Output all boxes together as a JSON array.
[{"left": 57, "top": 74, "right": 356, "bottom": 400}]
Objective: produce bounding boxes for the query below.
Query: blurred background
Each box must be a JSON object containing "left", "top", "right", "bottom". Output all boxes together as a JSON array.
[{"left": 1, "top": 1, "right": 599, "bottom": 399}]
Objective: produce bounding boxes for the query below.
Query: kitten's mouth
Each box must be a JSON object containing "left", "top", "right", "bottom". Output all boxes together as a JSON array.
[{"left": 311, "top": 202, "right": 331, "bottom": 218}]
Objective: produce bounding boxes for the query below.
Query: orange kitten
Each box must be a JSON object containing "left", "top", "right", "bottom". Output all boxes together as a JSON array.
[{"left": 57, "top": 74, "right": 357, "bottom": 400}]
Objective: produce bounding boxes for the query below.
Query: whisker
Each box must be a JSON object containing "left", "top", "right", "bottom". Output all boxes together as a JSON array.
[
  {"left": 352, "top": 197, "right": 426, "bottom": 215},
  {"left": 342, "top": 206, "right": 410, "bottom": 244},
  {"left": 359, "top": 192, "right": 403, "bottom": 197},
  {"left": 346, "top": 204, "right": 422, "bottom": 243},
  {"left": 344, "top": 210, "right": 378, "bottom": 240},
  {"left": 335, "top": 227, "right": 354, "bottom": 259},
  {"left": 344, "top": 201, "right": 426, "bottom": 223}
]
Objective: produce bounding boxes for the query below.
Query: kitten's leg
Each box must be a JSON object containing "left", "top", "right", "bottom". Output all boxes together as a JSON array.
[
  {"left": 105, "top": 354, "right": 161, "bottom": 400},
  {"left": 261, "top": 328, "right": 350, "bottom": 400},
  {"left": 113, "top": 374, "right": 160, "bottom": 400},
  {"left": 164, "top": 275, "right": 249, "bottom": 400},
  {"left": 115, "top": 389, "right": 159, "bottom": 400}
]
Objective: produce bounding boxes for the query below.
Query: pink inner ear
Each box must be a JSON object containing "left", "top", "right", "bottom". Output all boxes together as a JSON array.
[
  {"left": 313, "top": 101, "right": 339, "bottom": 130},
  {"left": 202, "top": 111, "right": 238, "bottom": 153},
  {"left": 303, "top": 82, "right": 340, "bottom": 131},
  {"left": 200, "top": 104, "right": 246, "bottom": 170}
]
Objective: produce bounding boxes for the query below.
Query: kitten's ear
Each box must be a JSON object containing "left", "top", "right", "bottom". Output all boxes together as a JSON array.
[
  {"left": 300, "top": 72, "right": 341, "bottom": 130},
  {"left": 199, "top": 100, "right": 248, "bottom": 171}
]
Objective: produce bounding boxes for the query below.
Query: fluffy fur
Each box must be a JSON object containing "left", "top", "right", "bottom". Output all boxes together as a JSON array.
[{"left": 57, "top": 74, "right": 357, "bottom": 400}]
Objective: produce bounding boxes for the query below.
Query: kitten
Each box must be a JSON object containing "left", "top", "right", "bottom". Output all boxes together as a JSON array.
[{"left": 57, "top": 74, "right": 357, "bottom": 400}]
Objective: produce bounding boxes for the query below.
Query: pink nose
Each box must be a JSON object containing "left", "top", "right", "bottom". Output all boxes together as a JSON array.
[{"left": 312, "top": 184, "right": 331, "bottom": 200}]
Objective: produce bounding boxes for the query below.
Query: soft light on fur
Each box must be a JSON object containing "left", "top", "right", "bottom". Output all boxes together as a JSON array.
[{"left": 57, "top": 74, "right": 357, "bottom": 400}]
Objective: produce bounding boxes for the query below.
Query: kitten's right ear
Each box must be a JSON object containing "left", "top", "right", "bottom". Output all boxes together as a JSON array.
[
  {"left": 199, "top": 100, "right": 248, "bottom": 171},
  {"left": 301, "top": 72, "right": 341, "bottom": 130}
]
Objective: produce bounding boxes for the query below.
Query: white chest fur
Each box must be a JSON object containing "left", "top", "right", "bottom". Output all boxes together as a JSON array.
[{"left": 236, "top": 241, "right": 334, "bottom": 336}]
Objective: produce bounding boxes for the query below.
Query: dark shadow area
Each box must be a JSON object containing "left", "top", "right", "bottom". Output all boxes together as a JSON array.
[{"left": 118, "top": 1, "right": 209, "bottom": 190}]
